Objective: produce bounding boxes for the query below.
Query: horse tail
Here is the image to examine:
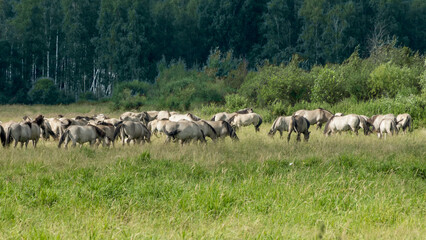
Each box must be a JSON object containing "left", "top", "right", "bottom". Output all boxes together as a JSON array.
[
  {"left": 58, "top": 129, "right": 69, "bottom": 148},
  {"left": 5, "top": 127, "right": 13, "bottom": 146},
  {"left": 113, "top": 123, "right": 123, "bottom": 141},
  {"left": 164, "top": 129, "right": 179, "bottom": 138},
  {"left": 391, "top": 119, "right": 397, "bottom": 135},
  {"left": 48, "top": 128, "right": 57, "bottom": 139},
  {"left": 408, "top": 115, "right": 413, "bottom": 132},
  {"left": 255, "top": 114, "right": 262, "bottom": 132},
  {"left": 323, "top": 116, "right": 334, "bottom": 135},
  {"left": 358, "top": 115, "right": 368, "bottom": 135},
  {"left": 0, "top": 126, "right": 5, "bottom": 147},
  {"left": 305, "top": 118, "right": 311, "bottom": 130},
  {"left": 91, "top": 125, "right": 106, "bottom": 138}
]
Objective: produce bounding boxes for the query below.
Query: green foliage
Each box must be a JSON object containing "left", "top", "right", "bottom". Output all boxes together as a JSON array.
[
  {"left": 225, "top": 94, "right": 250, "bottom": 112},
  {"left": 28, "top": 78, "right": 72, "bottom": 105},
  {"left": 368, "top": 63, "right": 420, "bottom": 98},
  {"left": 337, "top": 50, "right": 374, "bottom": 101},
  {"left": 239, "top": 57, "right": 313, "bottom": 106},
  {"left": 155, "top": 60, "right": 223, "bottom": 110},
  {"left": 311, "top": 65, "right": 345, "bottom": 104},
  {"left": 110, "top": 80, "right": 151, "bottom": 110}
]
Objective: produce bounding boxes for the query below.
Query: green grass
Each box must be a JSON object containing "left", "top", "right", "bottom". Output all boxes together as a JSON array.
[{"left": 0, "top": 104, "right": 425, "bottom": 239}]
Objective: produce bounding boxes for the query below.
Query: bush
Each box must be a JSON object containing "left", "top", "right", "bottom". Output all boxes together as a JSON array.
[
  {"left": 311, "top": 65, "right": 346, "bottom": 104},
  {"left": 111, "top": 80, "right": 151, "bottom": 110},
  {"left": 225, "top": 94, "right": 250, "bottom": 112},
  {"left": 368, "top": 63, "right": 419, "bottom": 98},
  {"left": 155, "top": 60, "right": 223, "bottom": 110},
  {"left": 239, "top": 56, "right": 312, "bottom": 106},
  {"left": 28, "top": 78, "right": 72, "bottom": 105},
  {"left": 337, "top": 50, "right": 374, "bottom": 101}
]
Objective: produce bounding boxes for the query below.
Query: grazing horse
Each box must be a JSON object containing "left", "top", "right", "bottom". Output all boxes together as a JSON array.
[
  {"left": 169, "top": 113, "right": 201, "bottom": 122},
  {"left": 287, "top": 115, "right": 310, "bottom": 142},
  {"left": 163, "top": 121, "right": 206, "bottom": 145},
  {"left": 96, "top": 122, "right": 115, "bottom": 147},
  {"left": 293, "top": 108, "right": 334, "bottom": 129},
  {"left": 368, "top": 114, "right": 397, "bottom": 133},
  {"left": 120, "top": 111, "right": 150, "bottom": 124},
  {"left": 46, "top": 118, "right": 66, "bottom": 140},
  {"left": 378, "top": 119, "right": 397, "bottom": 139},
  {"left": 58, "top": 125, "right": 106, "bottom": 148},
  {"left": 396, "top": 113, "right": 412, "bottom": 134},
  {"left": 210, "top": 108, "right": 253, "bottom": 121},
  {"left": 268, "top": 116, "right": 292, "bottom": 138},
  {"left": 27, "top": 115, "right": 49, "bottom": 147},
  {"left": 324, "top": 114, "right": 367, "bottom": 136},
  {"left": 113, "top": 121, "right": 151, "bottom": 146},
  {"left": 6, "top": 122, "right": 32, "bottom": 148},
  {"left": 194, "top": 120, "right": 217, "bottom": 141},
  {"left": 157, "top": 110, "right": 172, "bottom": 120},
  {"left": 228, "top": 113, "right": 263, "bottom": 132},
  {"left": 101, "top": 118, "right": 122, "bottom": 126},
  {"left": 358, "top": 115, "right": 373, "bottom": 135},
  {"left": 205, "top": 120, "right": 239, "bottom": 141}
]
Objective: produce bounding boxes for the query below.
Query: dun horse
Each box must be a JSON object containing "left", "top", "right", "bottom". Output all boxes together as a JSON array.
[
  {"left": 268, "top": 116, "right": 292, "bottom": 138},
  {"left": 287, "top": 115, "right": 310, "bottom": 142},
  {"left": 58, "top": 125, "right": 106, "bottom": 148},
  {"left": 228, "top": 113, "right": 263, "bottom": 132},
  {"left": 294, "top": 108, "right": 334, "bottom": 129}
]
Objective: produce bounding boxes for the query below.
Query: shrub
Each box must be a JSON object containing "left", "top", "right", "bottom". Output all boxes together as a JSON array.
[
  {"left": 368, "top": 63, "right": 419, "bottom": 98},
  {"left": 239, "top": 56, "right": 313, "bottom": 106},
  {"left": 337, "top": 50, "right": 374, "bottom": 101},
  {"left": 111, "top": 80, "right": 151, "bottom": 110},
  {"left": 155, "top": 60, "right": 223, "bottom": 110},
  {"left": 225, "top": 94, "right": 250, "bottom": 112},
  {"left": 311, "top": 65, "right": 346, "bottom": 104},
  {"left": 28, "top": 78, "right": 72, "bottom": 105}
]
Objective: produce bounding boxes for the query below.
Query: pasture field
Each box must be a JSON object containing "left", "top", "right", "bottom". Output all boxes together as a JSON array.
[{"left": 0, "top": 104, "right": 425, "bottom": 239}]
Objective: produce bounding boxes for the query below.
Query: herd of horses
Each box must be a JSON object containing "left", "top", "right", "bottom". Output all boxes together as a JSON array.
[{"left": 0, "top": 108, "right": 413, "bottom": 148}]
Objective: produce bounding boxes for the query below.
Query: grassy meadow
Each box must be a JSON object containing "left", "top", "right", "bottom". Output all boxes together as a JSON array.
[{"left": 0, "top": 104, "right": 425, "bottom": 239}]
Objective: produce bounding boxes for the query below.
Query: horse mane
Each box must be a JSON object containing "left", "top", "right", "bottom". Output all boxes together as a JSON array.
[
  {"left": 227, "top": 114, "right": 237, "bottom": 123},
  {"left": 271, "top": 116, "right": 281, "bottom": 131},
  {"left": 201, "top": 120, "right": 217, "bottom": 135},
  {"left": 24, "top": 121, "right": 32, "bottom": 128},
  {"left": 62, "top": 119, "right": 72, "bottom": 129},
  {"left": 22, "top": 116, "right": 32, "bottom": 122},
  {"left": 97, "top": 121, "right": 114, "bottom": 127},
  {"left": 90, "top": 125, "right": 106, "bottom": 138},
  {"left": 323, "top": 116, "right": 334, "bottom": 134},
  {"left": 33, "top": 115, "right": 44, "bottom": 126},
  {"left": 236, "top": 108, "right": 252, "bottom": 114},
  {"left": 58, "top": 114, "right": 64, "bottom": 118}
]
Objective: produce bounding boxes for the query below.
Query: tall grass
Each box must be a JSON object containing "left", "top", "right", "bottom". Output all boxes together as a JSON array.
[{"left": 0, "top": 105, "right": 424, "bottom": 239}]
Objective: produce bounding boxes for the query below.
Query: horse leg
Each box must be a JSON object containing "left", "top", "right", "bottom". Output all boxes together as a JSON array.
[
  {"left": 287, "top": 130, "right": 292, "bottom": 142},
  {"left": 316, "top": 122, "right": 322, "bottom": 130},
  {"left": 279, "top": 130, "right": 283, "bottom": 138},
  {"left": 296, "top": 133, "right": 301, "bottom": 142}
]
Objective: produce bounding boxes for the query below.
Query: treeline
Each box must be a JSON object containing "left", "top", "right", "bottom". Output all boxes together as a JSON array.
[{"left": 0, "top": 0, "right": 425, "bottom": 103}]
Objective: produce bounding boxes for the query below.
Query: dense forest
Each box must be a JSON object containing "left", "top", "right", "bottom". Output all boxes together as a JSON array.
[{"left": 0, "top": 0, "right": 425, "bottom": 108}]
